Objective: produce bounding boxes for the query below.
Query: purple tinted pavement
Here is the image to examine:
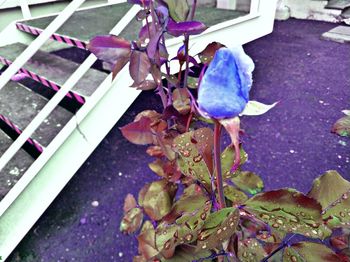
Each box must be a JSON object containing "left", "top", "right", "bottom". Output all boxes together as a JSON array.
[{"left": 8, "top": 19, "right": 350, "bottom": 261}]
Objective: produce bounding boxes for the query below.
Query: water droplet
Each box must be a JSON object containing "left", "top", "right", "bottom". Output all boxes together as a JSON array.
[
  {"left": 200, "top": 212, "right": 207, "bottom": 220},
  {"left": 202, "top": 244, "right": 207, "bottom": 249},
  {"left": 342, "top": 193, "right": 349, "bottom": 200},
  {"left": 185, "top": 142, "right": 190, "bottom": 147},
  {"left": 311, "top": 223, "right": 319, "bottom": 228},
  {"left": 217, "top": 229, "right": 222, "bottom": 234},
  {"left": 291, "top": 256, "right": 297, "bottom": 262},
  {"left": 300, "top": 212, "right": 305, "bottom": 217},
  {"left": 185, "top": 234, "right": 193, "bottom": 241},
  {"left": 290, "top": 217, "right": 298, "bottom": 223},
  {"left": 272, "top": 223, "right": 279, "bottom": 228},
  {"left": 193, "top": 154, "right": 203, "bottom": 163},
  {"left": 340, "top": 212, "right": 346, "bottom": 217},
  {"left": 242, "top": 252, "right": 248, "bottom": 258},
  {"left": 230, "top": 222, "right": 235, "bottom": 227},
  {"left": 260, "top": 214, "right": 270, "bottom": 220},
  {"left": 277, "top": 219, "right": 284, "bottom": 225},
  {"left": 312, "top": 230, "right": 318, "bottom": 235},
  {"left": 223, "top": 226, "right": 227, "bottom": 231},
  {"left": 183, "top": 150, "right": 190, "bottom": 157},
  {"left": 164, "top": 240, "right": 172, "bottom": 250}
]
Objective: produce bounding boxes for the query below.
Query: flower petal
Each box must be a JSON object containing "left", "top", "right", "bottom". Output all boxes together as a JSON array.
[
  {"left": 198, "top": 47, "right": 253, "bottom": 119},
  {"left": 240, "top": 100, "right": 278, "bottom": 116}
]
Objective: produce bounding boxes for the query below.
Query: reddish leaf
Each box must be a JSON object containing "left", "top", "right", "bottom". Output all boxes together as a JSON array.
[
  {"left": 134, "top": 110, "right": 161, "bottom": 122},
  {"left": 172, "top": 88, "right": 190, "bottom": 115},
  {"left": 88, "top": 35, "right": 131, "bottom": 69},
  {"left": 198, "top": 42, "right": 226, "bottom": 65},
  {"left": 120, "top": 207, "right": 144, "bottom": 234},
  {"left": 146, "top": 145, "right": 164, "bottom": 157},
  {"left": 124, "top": 193, "right": 138, "bottom": 213},
  {"left": 138, "top": 179, "right": 177, "bottom": 221},
  {"left": 112, "top": 55, "right": 129, "bottom": 79},
  {"left": 120, "top": 117, "right": 154, "bottom": 145},
  {"left": 129, "top": 50, "right": 151, "bottom": 85},
  {"left": 167, "top": 19, "right": 207, "bottom": 37},
  {"left": 131, "top": 80, "right": 157, "bottom": 90},
  {"left": 137, "top": 221, "right": 158, "bottom": 260}
]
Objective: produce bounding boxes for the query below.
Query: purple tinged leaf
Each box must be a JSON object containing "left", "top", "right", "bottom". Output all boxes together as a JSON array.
[
  {"left": 130, "top": 80, "right": 157, "bottom": 90},
  {"left": 112, "top": 55, "right": 129, "bottom": 80},
  {"left": 244, "top": 189, "right": 332, "bottom": 239},
  {"left": 147, "top": 29, "right": 163, "bottom": 59},
  {"left": 88, "top": 35, "right": 131, "bottom": 68},
  {"left": 167, "top": 19, "right": 207, "bottom": 37},
  {"left": 129, "top": 50, "right": 151, "bottom": 84}
]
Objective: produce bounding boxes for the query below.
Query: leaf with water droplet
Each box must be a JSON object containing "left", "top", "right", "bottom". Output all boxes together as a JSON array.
[
  {"left": 283, "top": 242, "right": 341, "bottom": 262},
  {"left": 231, "top": 171, "right": 264, "bottom": 195},
  {"left": 138, "top": 179, "right": 177, "bottom": 221},
  {"left": 156, "top": 193, "right": 211, "bottom": 258},
  {"left": 163, "top": 184, "right": 209, "bottom": 223},
  {"left": 221, "top": 145, "right": 248, "bottom": 179},
  {"left": 238, "top": 238, "right": 267, "bottom": 261},
  {"left": 196, "top": 207, "right": 239, "bottom": 251},
  {"left": 162, "top": 246, "right": 212, "bottom": 262},
  {"left": 224, "top": 185, "right": 248, "bottom": 205},
  {"left": 137, "top": 221, "right": 159, "bottom": 260},
  {"left": 173, "top": 128, "right": 213, "bottom": 190},
  {"left": 244, "top": 189, "right": 332, "bottom": 239},
  {"left": 308, "top": 170, "right": 350, "bottom": 229},
  {"left": 187, "top": 76, "right": 199, "bottom": 89}
]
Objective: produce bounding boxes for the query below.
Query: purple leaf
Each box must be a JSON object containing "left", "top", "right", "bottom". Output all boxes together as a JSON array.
[
  {"left": 147, "top": 29, "right": 163, "bottom": 59},
  {"left": 130, "top": 80, "right": 157, "bottom": 90},
  {"left": 129, "top": 50, "right": 151, "bottom": 84},
  {"left": 167, "top": 19, "right": 207, "bottom": 37},
  {"left": 88, "top": 35, "right": 131, "bottom": 67}
]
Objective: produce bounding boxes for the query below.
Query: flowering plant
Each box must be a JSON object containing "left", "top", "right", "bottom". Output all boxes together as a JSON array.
[{"left": 89, "top": 0, "right": 350, "bottom": 261}]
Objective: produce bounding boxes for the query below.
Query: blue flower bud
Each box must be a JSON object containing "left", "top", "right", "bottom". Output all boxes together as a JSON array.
[{"left": 197, "top": 46, "right": 254, "bottom": 119}]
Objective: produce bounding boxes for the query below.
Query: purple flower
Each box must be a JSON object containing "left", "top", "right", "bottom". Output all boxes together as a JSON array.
[{"left": 197, "top": 46, "right": 254, "bottom": 119}]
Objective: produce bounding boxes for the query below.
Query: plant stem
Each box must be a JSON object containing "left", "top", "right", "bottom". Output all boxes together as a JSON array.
[
  {"left": 189, "top": 0, "right": 197, "bottom": 20},
  {"left": 183, "top": 35, "right": 190, "bottom": 89},
  {"left": 214, "top": 120, "right": 226, "bottom": 209}
]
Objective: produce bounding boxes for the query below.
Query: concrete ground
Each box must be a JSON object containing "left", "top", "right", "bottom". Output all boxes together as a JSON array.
[{"left": 7, "top": 18, "right": 350, "bottom": 261}]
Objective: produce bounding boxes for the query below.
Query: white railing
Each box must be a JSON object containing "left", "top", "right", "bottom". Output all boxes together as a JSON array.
[{"left": 0, "top": 1, "right": 141, "bottom": 172}]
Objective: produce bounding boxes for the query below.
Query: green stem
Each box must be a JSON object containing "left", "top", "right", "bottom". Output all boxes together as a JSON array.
[{"left": 214, "top": 120, "right": 226, "bottom": 209}]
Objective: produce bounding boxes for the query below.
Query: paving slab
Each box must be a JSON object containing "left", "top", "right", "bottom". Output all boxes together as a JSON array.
[
  {"left": 0, "top": 81, "right": 73, "bottom": 147},
  {"left": 322, "top": 25, "right": 350, "bottom": 43},
  {"left": 0, "top": 43, "right": 107, "bottom": 98},
  {"left": 17, "top": 3, "right": 247, "bottom": 47},
  {"left": 326, "top": 0, "right": 350, "bottom": 10},
  {"left": 0, "top": 129, "right": 34, "bottom": 201}
]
